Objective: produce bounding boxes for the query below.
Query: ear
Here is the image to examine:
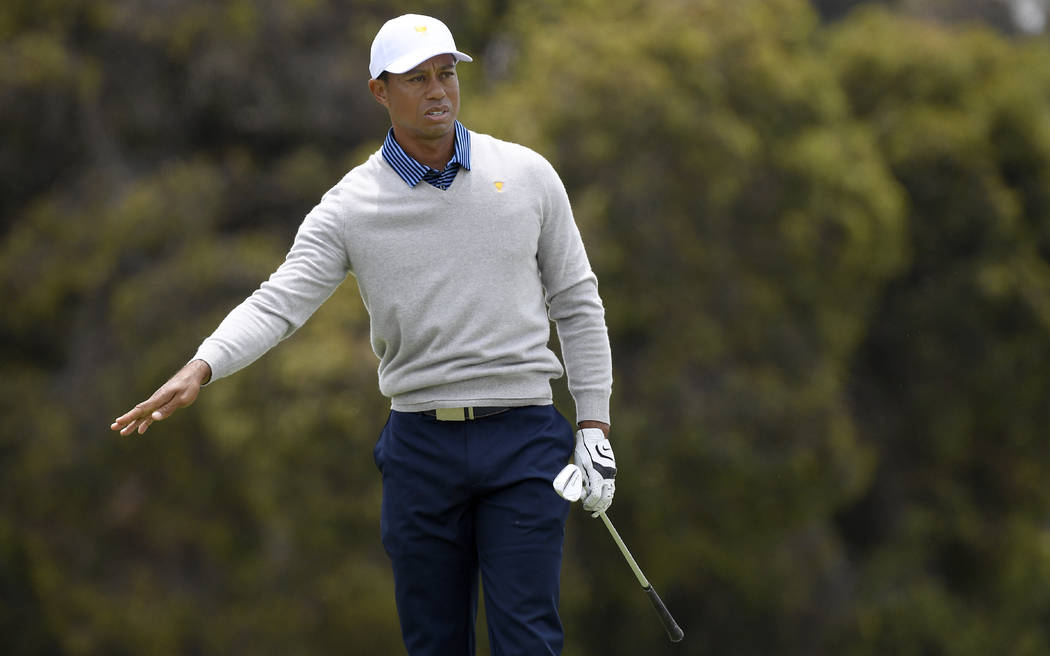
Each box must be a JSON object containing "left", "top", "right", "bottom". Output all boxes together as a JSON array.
[{"left": 368, "top": 78, "right": 389, "bottom": 108}]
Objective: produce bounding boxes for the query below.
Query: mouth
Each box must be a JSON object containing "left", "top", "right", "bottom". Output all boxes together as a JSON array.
[{"left": 424, "top": 107, "right": 451, "bottom": 121}]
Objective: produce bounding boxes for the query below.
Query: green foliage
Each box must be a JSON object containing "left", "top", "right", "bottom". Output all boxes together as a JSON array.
[
  {"left": 827, "top": 9, "right": 1050, "bottom": 655},
  {"left": 4, "top": 1, "right": 1050, "bottom": 654}
]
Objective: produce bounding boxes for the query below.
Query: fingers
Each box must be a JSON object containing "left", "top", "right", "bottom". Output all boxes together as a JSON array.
[
  {"left": 148, "top": 397, "right": 182, "bottom": 423},
  {"left": 581, "top": 473, "right": 614, "bottom": 516},
  {"left": 595, "top": 482, "right": 614, "bottom": 516},
  {"left": 586, "top": 489, "right": 613, "bottom": 517},
  {"left": 135, "top": 416, "right": 155, "bottom": 435},
  {"left": 110, "top": 407, "right": 142, "bottom": 435},
  {"left": 110, "top": 407, "right": 155, "bottom": 436},
  {"left": 111, "top": 416, "right": 143, "bottom": 436},
  {"left": 110, "top": 390, "right": 178, "bottom": 436}
]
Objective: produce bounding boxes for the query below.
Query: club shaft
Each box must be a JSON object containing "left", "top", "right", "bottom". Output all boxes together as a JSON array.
[
  {"left": 598, "top": 511, "right": 649, "bottom": 588},
  {"left": 598, "top": 511, "right": 684, "bottom": 643}
]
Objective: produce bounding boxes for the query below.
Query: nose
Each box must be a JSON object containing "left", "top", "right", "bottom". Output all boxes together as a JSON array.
[{"left": 425, "top": 75, "right": 446, "bottom": 100}]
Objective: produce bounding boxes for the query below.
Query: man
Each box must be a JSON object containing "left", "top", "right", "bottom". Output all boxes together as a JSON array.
[{"left": 111, "top": 14, "right": 615, "bottom": 656}]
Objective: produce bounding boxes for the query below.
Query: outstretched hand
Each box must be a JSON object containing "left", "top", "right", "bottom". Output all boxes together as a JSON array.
[{"left": 110, "top": 359, "right": 212, "bottom": 436}]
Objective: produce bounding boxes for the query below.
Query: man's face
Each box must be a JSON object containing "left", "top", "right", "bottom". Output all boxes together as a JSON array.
[{"left": 370, "top": 54, "right": 460, "bottom": 144}]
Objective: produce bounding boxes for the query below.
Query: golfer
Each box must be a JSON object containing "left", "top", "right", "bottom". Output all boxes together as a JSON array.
[{"left": 111, "top": 14, "right": 616, "bottom": 655}]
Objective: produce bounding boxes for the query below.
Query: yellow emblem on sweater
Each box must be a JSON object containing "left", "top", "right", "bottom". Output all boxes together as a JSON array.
[{"left": 494, "top": 181, "right": 505, "bottom": 192}]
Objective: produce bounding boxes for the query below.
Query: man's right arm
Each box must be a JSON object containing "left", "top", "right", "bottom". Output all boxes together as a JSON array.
[
  {"left": 192, "top": 184, "right": 353, "bottom": 383},
  {"left": 110, "top": 175, "right": 354, "bottom": 435},
  {"left": 110, "top": 359, "right": 212, "bottom": 436}
]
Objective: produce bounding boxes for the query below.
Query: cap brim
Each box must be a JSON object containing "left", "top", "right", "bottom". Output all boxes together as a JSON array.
[{"left": 383, "top": 47, "right": 473, "bottom": 75}]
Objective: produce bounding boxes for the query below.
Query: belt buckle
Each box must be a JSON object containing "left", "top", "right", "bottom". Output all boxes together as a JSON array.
[{"left": 435, "top": 407, "right": 475, "bottom": 421}]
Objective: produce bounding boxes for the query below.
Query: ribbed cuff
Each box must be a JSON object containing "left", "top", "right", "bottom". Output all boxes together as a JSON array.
[
  {"left": 573, "top": 391, "right": 610, "bottom": 426},
  {"left": 190, "top": 343, "right": 226, "bottom": 386}
]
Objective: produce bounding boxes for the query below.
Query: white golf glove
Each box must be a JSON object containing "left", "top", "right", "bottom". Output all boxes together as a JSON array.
[{"left": 574, "top": 428, "right": 616, "bottom": 516}]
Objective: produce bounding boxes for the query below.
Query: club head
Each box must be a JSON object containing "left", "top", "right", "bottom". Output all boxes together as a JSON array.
[{"left": 553, "top": 464, "right": 583, "bottom": 502}]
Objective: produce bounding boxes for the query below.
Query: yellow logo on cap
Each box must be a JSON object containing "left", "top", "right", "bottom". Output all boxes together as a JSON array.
[
  {"left": 415, "top": 25, "right": 428, "bottom": 33},
  {"left": 494, "top": 181, "right": 505, "bottom": 192}
]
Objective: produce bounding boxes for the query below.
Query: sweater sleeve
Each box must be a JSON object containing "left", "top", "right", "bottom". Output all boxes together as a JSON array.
[
  {"left": 534, "top": 156, "right": 613, "bottom": 425},
  {"left": 193, "top": 187, "right": 352, "bottom": 382}
]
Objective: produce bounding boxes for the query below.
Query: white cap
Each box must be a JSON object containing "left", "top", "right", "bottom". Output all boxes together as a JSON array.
[{"left": 369, "top": 14, "right": 473, "bottom": 80}]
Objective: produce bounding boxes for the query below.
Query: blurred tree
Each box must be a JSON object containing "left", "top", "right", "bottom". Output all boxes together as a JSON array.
[
  {"left": 829, "top": 8, "right": 1050, "bottom": 655},
  {"left": 812, "top": 0, "right": 1041, "bottom": 34}
]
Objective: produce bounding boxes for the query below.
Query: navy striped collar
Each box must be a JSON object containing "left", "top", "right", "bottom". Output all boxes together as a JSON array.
[{"left": 381, "top": 121, "right": 471, "bottom": 189}]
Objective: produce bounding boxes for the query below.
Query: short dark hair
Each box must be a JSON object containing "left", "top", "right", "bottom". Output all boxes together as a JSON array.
[{"left": 377, "top": 71, "right": 389, "bottom": 82}]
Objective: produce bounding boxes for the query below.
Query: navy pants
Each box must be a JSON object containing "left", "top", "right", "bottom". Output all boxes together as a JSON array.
[{"left": 373, "top": 405, "right": 574, "bottom": 656}]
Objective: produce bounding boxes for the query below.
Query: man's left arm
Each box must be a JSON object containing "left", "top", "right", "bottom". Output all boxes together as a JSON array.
[
  {"left": 534, "top": 156, "right": 616, "bottom": 514},
  {"left": 534, "top": 158, "right": 613, "bottom": 427}
]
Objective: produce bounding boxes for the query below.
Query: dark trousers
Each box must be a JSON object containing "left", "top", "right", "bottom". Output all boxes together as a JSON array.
[{"left": 373, "top": 405, "right": 574, "bottom": 656}]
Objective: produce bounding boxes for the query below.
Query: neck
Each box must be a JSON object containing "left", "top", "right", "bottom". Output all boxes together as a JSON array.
[{"left": 392, "top": 126, "right": 455, "bottom": 170}]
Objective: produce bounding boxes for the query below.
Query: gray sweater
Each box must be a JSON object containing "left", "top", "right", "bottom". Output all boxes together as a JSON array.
[{"left": 194, "top": 131, "right": 612, "bottom": 424}]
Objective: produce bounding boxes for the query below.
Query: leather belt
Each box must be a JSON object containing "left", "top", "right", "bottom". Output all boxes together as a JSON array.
[{"left": 421, "top": 407, "right": 512, "bottom": 421}]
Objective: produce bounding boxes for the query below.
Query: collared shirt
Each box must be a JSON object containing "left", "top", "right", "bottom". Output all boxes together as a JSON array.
[{"left": 381, "top": 121, "right": 472, "bottom": 190}]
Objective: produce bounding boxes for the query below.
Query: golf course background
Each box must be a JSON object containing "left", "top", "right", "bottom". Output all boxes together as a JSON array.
[{"left": 4, "top": 1, "right": 1050, "bottom": 653}]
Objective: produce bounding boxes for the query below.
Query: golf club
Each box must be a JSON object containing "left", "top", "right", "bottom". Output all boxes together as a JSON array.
[{"left": 553, "top": 464, "right": 685, "bottom": 643}]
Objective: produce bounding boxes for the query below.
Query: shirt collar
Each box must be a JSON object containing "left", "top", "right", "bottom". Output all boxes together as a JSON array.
[{"left": 381, "top": 121, "right": 471, "bottom": 188}]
